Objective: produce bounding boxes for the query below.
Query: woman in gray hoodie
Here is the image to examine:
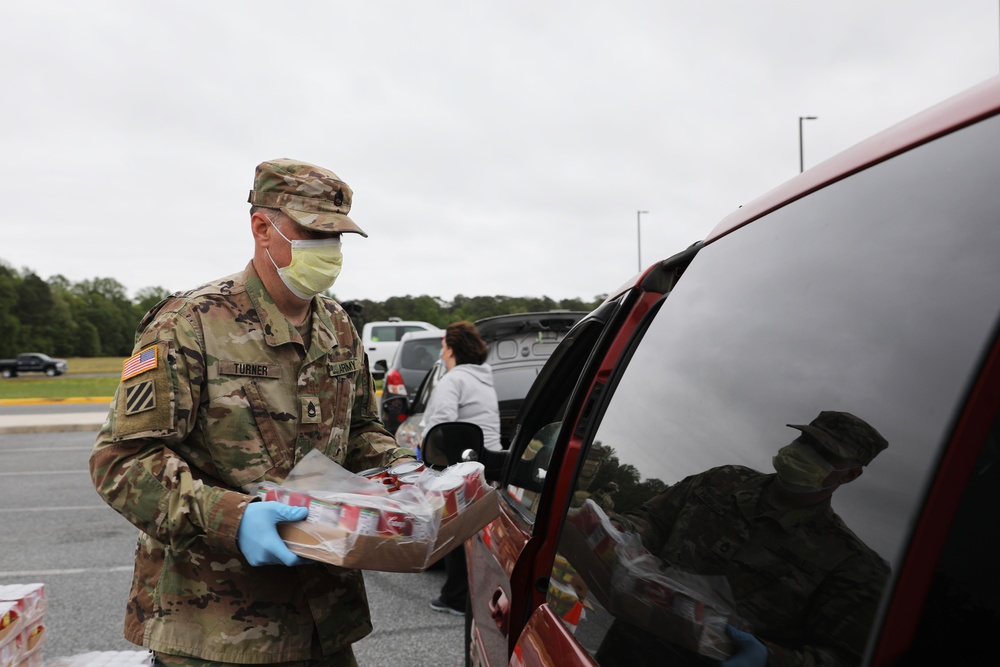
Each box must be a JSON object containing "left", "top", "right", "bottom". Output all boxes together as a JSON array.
[
  {"left": 424, "top": 320, "right": 501, "bottom": 616},
  {"left": 422, "top": 321, "right": 502, "bottom": 451}
]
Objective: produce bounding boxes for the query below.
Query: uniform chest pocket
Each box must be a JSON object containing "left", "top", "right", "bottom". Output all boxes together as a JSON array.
[{"left": 202, "top": 380, "right": 288, "bottom": 487}]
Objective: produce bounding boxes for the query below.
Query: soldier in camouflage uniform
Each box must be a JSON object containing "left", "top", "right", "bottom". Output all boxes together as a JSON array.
[
  {"left": 89, "top": 159, "right": 417, "bottom": 667},
  {"left": 599, "top": 411, "right": 889, "bottom": 667}
]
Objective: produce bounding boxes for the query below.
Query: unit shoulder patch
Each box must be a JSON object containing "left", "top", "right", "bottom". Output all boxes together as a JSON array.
[
  {"left": 114, "top": 342, "right": 173, "bottom": 438},
  {"left": 124, "top": 380, "right": 156, "bottom": 415}
]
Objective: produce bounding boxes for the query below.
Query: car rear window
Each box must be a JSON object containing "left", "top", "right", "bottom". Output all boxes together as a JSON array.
[{"left": 400, "top": 338, "right": 441, "bottom": 371}]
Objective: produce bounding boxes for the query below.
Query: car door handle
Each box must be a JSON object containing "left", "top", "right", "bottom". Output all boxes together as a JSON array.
[{"left": 488, "top": 587, "right": 510, "bottom": 635}]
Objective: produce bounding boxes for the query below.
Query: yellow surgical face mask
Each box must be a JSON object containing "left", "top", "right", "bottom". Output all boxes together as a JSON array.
[
  {"left": 265, "top": 220, "right": 343, "bottom": 300},
  {"left": 772, "top": 442, "right": 845, "bottom": 493}
]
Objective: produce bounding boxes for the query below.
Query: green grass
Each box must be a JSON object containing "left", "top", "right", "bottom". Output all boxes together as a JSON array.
[
  {"left": 0, "top": 357, "right": 122, "bottom": 400},
  {"left": 0, "top": 357, "right": 383, "bottom": 400},
  {"left": 65, "top": 357, "right": 127, "bottom": 375},
  {"left": 0, "top": 376, "right": 120, "bottom": 399}
]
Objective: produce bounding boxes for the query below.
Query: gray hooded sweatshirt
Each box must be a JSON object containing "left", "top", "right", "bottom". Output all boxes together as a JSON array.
[{"left": 422, "top": 363, "right": 502, "bottom": 451}]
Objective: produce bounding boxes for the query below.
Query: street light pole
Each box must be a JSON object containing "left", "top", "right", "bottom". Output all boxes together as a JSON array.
[
  {"left": 637, "top": 210, "right": 648, "bottom": 272},
  {"left": 799, "top": 116, "right": 818, "bottom": 173}
]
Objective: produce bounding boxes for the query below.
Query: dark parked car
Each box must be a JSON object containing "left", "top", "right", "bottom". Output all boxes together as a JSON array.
[
  {"left": 425, "top": 76, "right": 1000, "bottom": 666},
  {"left": 0, "top": 353, "right": 68, "bottom": 378},
  {"left": 384, "top": 311, "right": 586, "bottom": 455}
]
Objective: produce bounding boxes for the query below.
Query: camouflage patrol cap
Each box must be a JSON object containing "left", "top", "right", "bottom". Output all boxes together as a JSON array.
[
  {"left": 248, "top": 158, "right": 368, "bottom": 237},
  {"left": 787, "top": 411, "right": 888, "bottom": 466}
]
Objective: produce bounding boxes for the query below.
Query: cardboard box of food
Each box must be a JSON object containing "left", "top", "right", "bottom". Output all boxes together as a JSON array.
[
  {"left": 279, "top": 488, "right": 500, "bottom": 572},
  {"left": 0, "top": 585, "right": 44, "bottom": 626},
  {"left": 0, "top": 601, "right": 20, "bottom": 665},
  {"left": 17, "top": 621, "right": 46, "bottom": 664}
]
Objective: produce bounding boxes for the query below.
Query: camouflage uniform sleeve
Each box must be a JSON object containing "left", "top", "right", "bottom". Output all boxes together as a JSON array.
[
  {"left": 342, "top": 351, "right": 416, "bottom": 472},
  {"left": 764, "top": 553, "right": 890, "bottom": 667},
  {"left": 615, "top": 475, "right": 696, "bottom": 554},
  {"left": 89, "top": 307, "right": 253, "bottom": 555}
]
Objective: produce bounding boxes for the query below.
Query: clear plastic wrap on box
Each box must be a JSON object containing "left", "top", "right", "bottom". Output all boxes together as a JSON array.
[
  {"left": 260, "top": 451, "right": 497, "bottom": 571},
  {"left": 609, "top": 530, "right": 751, "bottom": 660}
]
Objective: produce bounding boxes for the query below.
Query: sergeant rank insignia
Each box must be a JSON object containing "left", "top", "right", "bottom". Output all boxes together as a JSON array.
[{"left": 124, "top": 381, "right": 156, "bottom": 415}]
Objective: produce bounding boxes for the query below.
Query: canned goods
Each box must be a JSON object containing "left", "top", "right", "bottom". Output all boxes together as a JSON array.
[
  {"left": 395, "top": 472, "right": 422, "bottom": 489},
  {"left": 339, "top": 502, "right": 381, "bottom": 535},
  {"left": 357, "top": 466, "right": 389, "bottom": 480},
  {"left": 379, "top": 508, "right": 413, "bottom": 536},
  {"left": 307, "top": 498, "right": 341, "bottom": 525},
  {"left": 257, "top": 481, "right": 281, "bottom": 501},
  {"left": 284, "top": 491, "right": 311, "bottom": 507},
  {"left": 451, "top": 461, "right": 484, "bottom": 504},
  {"left": 671, "top": 593, "right": 705, "bottom": 622},
  {"left": 387, "top": 460, "right": 426, "bottom": 477},
  {"left": 409, "top": 514, "right": 434, "bottom": 540},
  {"left": 421, "top": 475, "right": 465, "bottom": 522}
]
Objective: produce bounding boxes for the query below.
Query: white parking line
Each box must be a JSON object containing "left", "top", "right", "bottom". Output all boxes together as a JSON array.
[
  {"left": 0, "top": 470, "right": 88, "bottom": 476},
  {"left": 0, "top": 505, "right": 108, "bottom": 513},
  {"left": 2, "top": 447, "right": 93, "bottom": 453},
  {"left": 0, "top": 566, "right": 133, "bottom": 577}
]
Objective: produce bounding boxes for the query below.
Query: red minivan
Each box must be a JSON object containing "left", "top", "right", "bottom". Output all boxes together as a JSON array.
[{"left": 426, "top": 75, "right": 1000, "bottom": 666}]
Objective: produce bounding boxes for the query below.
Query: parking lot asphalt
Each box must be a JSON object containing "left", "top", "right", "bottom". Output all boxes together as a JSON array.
[{"left": 1, "top": 401, "right": 464, "bottom": 666}]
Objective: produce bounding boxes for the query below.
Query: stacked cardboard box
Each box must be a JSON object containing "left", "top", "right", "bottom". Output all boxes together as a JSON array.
[{"left": 0, "top": 584, "right": 46, "bottom": 667}]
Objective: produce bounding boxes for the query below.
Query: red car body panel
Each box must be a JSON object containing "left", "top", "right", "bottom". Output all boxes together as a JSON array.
[{"left": 871, "top": 333, "right": 1000, "bottom": 663}]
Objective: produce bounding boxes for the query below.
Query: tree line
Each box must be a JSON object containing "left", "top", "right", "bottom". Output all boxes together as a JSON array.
[{"left": 0, "top": 261, "right": 604, "bottom": 359}]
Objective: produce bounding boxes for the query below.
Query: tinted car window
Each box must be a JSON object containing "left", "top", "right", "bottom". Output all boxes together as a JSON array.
[
  {"left": 549, "top": 114, "right": 1000, "bottom": 664},
  {"left": 371, "top": 325, "right": 427, "bottom": 342},
  {"left": 400, "top": 338, "right": 440, "bottom": 371}
]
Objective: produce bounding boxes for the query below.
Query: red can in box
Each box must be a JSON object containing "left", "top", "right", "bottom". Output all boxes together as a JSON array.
[
  {"left": 379, "top": 508, "right": 413, "bottom": 535},
  {"left": 285, "top": 491, "right": 311, "bottom": 507},
  {"left": 358, "top": 466, "right": 389, "bottom": 481},
  {"left": 339, "top": 502, "right": 381, "bottom": 535},
  {"left": 387, "top": 461, "right": 425, "bottom": 477},
  {"left": 422, "top": 475, "right": 465, "bottom": 522},
  {"left": 396, "top": 472, "right": 422, "bottom": 490},
  {"left": 451, "top": 462, "right": 484, "bottom": 503},
  {"left": 671, "top": 593, "right": 705, "bottom": 622}
]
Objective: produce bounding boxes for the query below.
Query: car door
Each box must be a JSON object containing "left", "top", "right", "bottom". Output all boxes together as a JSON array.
[
  {"left": 508, "top": 102, "right": 1000, "bottom": 666},
  {"left": 468, "top": 247, "right": 698, "bottom": 666}
]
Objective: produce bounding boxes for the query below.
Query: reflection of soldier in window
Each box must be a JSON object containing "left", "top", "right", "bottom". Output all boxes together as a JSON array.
[{"left": 602, "top": 411, "right": 890, "bottom": 667}]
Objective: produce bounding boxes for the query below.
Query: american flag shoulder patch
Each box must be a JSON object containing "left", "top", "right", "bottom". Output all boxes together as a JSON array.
[
  {"left": 124, "top": 380, "right": 156, "bottom": 415},
  {"left": 122, "top": 346, "right": 158, "bottom": 380}
]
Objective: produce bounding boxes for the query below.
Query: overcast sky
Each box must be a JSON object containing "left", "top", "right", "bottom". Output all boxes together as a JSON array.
[{"left": 2, "top": 1, "right": 997, "bottom": 304}]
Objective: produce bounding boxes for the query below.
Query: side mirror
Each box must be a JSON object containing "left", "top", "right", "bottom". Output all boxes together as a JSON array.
[
  {"left": 422, "top": 422, "right": 484, "bottom": 469},
  {"left": 422, "top": 422, "right": 507, "bottom": 482},
  {"left": 372, "top": 359, "right": 387, "bottom": 380},
  {"left": 380, "top": 395, "right": 409, "bottom": 424}
]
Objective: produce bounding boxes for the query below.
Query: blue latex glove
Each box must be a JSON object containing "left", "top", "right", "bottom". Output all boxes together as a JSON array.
[
  {"left": 721, "top": 625, "right": 768, "bottom": 667},
  {"left": 237, "top": 501, "right": 310, "bottom": 567}
]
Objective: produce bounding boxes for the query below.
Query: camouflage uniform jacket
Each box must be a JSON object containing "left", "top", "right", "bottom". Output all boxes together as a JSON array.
[
  {"left": 623, "top": 465, "right": 889, "bottom": 667},
  {"left": 89, "top": 262, "right": 415, "bottom": 664}
]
